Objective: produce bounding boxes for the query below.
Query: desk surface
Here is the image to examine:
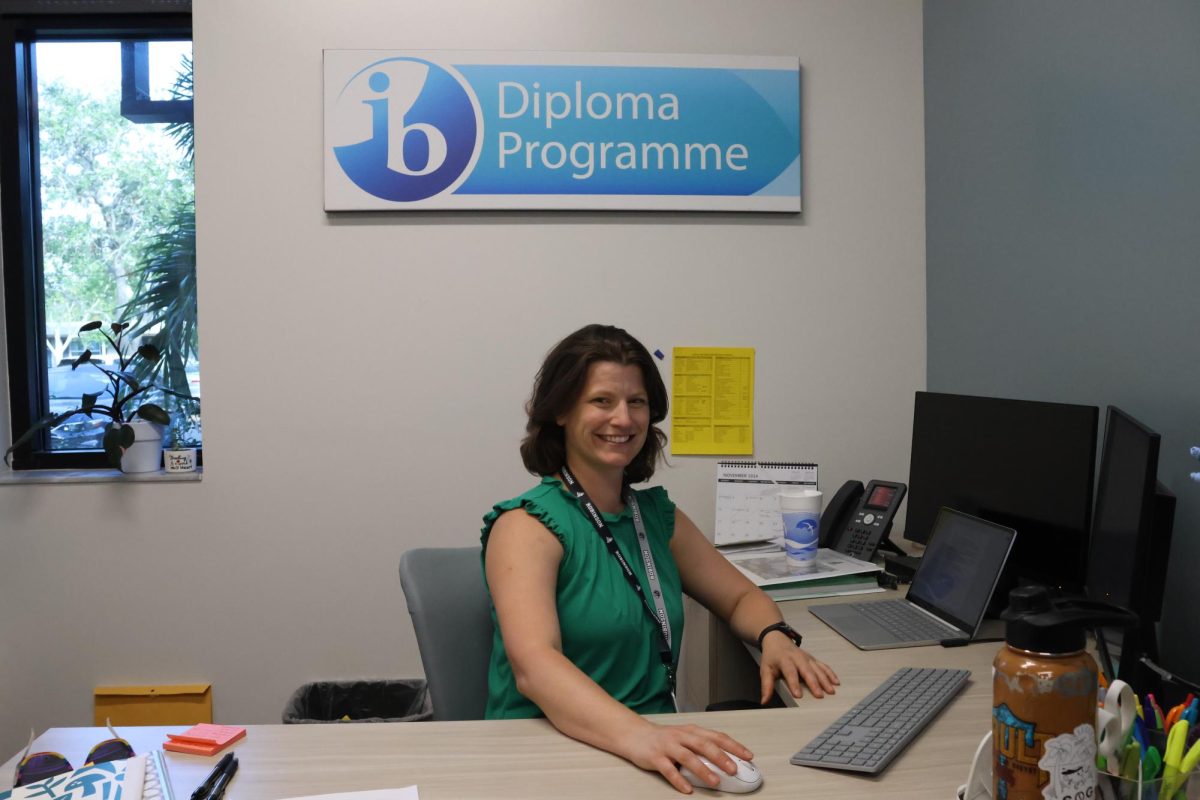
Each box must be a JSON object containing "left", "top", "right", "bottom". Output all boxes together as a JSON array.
[{"left": 2, "top": 595, "right": 1000, "bottom": 799}]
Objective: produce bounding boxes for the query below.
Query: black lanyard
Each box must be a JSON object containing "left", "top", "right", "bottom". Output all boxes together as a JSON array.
[{"left": 558, "top": 465, "right": 676, "bottom": 700}]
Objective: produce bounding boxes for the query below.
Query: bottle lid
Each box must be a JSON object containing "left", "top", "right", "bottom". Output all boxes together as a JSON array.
[{"left": 1002, "top": 585, "right": 1139, "bottom": 654}]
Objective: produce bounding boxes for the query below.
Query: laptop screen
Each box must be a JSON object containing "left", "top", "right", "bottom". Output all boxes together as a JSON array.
[{"left": 906, "top": 508, "right": 1017, "bottom": 634}]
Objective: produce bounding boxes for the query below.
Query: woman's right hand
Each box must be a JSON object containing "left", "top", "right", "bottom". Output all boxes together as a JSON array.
[{"left": 621, "top": 721, "right": 755, "bottom": 794}]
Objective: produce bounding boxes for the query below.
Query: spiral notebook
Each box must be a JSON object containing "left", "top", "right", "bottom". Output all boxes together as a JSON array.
[
  {"left": 714, "top": 460, "right": 818, "bottom": 547},
  {"left": 0, "top": 752, "right": 173, "bottom": 800}
]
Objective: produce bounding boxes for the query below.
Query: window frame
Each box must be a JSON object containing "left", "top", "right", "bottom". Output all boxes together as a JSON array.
[
  {"left": 0, "top": 11, "right": 194, "bottom": 470},
  {"left": 121, "top": 40, "right": 194, "bottom": 123}
]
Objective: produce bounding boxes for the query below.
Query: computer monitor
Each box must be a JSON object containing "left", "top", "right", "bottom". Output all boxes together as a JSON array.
[
  {"left": 1087, "top": 406, "right": 1178, "bottom": 683},
  {"left": 1087, "top": 406, "right": 1161, "bottom": 615},
  {"left": 905, "top": 391, "right": 1098, "bottom": 593}
]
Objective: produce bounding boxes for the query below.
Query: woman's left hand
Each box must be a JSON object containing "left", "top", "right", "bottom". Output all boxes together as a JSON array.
[{"left": 758, "top": 638, "right": 839, "bottom": 704}]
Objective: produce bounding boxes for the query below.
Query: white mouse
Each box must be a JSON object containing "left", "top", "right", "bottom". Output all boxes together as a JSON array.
[{"left": 679, "top": 752, "right": 763, "bottom": 794}]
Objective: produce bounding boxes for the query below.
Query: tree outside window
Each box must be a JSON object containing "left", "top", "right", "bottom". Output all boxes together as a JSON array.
[{"left": 32, "top": 39, "right": 201, "bottom": 453}]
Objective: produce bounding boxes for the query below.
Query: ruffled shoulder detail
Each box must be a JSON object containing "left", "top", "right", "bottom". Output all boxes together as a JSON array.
[{"left": 481, "top": 478, "right": 571, "bottom": 549}]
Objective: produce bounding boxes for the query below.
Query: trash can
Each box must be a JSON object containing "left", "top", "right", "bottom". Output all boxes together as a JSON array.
[{"left": 282, "top": 679, "right": 432, "bottom": 723}]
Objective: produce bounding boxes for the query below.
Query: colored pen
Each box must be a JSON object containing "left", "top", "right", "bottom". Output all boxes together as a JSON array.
[
  {"left": 190, "top": 752, "right": 234, "bottom": 800},
  {"left": 205, "top": 755, "right": 237, "bottom": 800},
  {"left": 1181, "top": 736, "right": 1200, "bottom": 782},
  {"left": 1162, "top": 720, "right": 1189, "bottom": 799},
  {"left": 1185, "top": 698, "right": 1200, "bottom": 727},
  {"left": 1166, "top": 704, "right": 1184, "bottom": 730},
  {"left": 1147, "top": 693, "right": 1165, "bottom": 730},
  {"left": 1118, "top": 740, "right": 1140, "bottom": 781},
  {"left": 1164, "top": 743, "right": 1200, "bottom": 799}
]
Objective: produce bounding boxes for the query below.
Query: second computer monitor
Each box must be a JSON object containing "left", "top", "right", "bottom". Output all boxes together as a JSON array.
[
  {"left": 1087, "top": 405, "right": 1163, "bottom": 618},
  {"left": 906, "top": 391, "right": 1098, "bottom": 593}
]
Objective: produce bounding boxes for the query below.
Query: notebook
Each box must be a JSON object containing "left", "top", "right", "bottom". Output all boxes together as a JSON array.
[
  {"left": 0, "top": 752, "right": 173, "bottom": 800},
  {"left": 809, "top": 508, "right": 1016, "bottom": 650}
]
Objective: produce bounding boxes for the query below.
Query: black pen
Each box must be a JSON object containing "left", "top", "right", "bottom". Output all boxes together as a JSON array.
[
  {"left": 205, "top": 755, "right": 238, "bottom": 800},
  {"left": 190, "top": 753, "right": 234, "bottom": 800}
]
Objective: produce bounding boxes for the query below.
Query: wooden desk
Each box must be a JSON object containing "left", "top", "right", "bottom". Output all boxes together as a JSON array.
[
  {"left": 2, "top": 595, "right": 999, "bottom": 799},
  {"left": 0, "top": 703, "right": 983, "bottom": 799}
]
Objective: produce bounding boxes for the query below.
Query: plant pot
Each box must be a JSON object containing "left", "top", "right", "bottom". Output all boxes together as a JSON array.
[
  {"left": 163, "top": 447, "right": 197, "bottom": 473},
  {"left": 119, "top": 420, "right": 166, "bottom": 473}
]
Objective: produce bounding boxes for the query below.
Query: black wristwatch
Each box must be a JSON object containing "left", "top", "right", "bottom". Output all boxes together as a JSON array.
[{"left": 756, "top": 622, "right": 803, "bottom": 650}]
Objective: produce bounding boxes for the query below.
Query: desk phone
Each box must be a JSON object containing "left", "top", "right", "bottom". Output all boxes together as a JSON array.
[{"left": 819, "top": 479, "right": 907, "bottom": 561}]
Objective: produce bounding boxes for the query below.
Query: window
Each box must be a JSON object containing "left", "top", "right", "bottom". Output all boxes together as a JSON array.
[{"left": 1, "top": 9, "right": 199, "bottom": 469}]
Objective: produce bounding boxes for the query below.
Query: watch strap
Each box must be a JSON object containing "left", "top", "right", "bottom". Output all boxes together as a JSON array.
[{"left": 756, "top": 622, "right": 803, "bottom": 650}]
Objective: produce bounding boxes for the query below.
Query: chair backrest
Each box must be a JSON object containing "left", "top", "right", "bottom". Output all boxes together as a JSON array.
[{"left": 398, "top": 546, "right": 494, "bottom": 721}]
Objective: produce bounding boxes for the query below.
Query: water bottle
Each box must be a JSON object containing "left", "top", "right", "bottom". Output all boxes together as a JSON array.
[{"left": 992, "top": 586, "right": 1138, "bottom": 800}]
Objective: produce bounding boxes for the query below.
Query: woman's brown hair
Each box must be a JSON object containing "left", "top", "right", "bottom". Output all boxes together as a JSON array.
[{"left": 520, "top": 324, "right": 668, "bottom": 484}]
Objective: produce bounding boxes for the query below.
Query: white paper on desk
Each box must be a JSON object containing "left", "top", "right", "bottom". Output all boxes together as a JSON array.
[
  {"left": 723, "top": 548, "right": 880, "bottom": 586},
  {"left": 281, "top": 788, "right": 419, "bottom": 800}
]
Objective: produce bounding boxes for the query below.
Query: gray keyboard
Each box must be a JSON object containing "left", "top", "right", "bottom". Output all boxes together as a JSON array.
[
  {"left": 790, "top": 667, "right": 970, "bottom": 774},
  {"left": 854, "top": 600, "right": 958, "bottom": 640}
]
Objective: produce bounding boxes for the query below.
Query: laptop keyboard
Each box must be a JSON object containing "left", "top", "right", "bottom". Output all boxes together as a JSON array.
[
  {"left": 853, "top": 599, "right": 957, "bottom": 641},
  {"left": 791, "top": 667, "right": 971, "bottom": 774}
]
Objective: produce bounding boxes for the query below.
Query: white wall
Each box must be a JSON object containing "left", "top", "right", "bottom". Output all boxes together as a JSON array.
[{"left": 0, "top": 0, "right": 924, "bottom": 754}]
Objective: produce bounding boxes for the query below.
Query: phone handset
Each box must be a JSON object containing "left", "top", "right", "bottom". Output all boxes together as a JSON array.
[{"left": 819, "top": 479, "right": 907, "bottom": 562}]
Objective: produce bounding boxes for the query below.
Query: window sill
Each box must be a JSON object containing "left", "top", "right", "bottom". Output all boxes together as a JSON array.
[{"left": 0, "top": 467, "right": 203, "bottom": 485}]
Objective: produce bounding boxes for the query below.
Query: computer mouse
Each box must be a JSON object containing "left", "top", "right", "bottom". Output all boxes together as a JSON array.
[{"left": 679, "top": 752, "right": 763, "bottom": 793}]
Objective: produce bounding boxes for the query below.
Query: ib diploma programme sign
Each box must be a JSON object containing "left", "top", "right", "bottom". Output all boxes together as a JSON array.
[{"left": 323, "top": 51, "right": 801, "bottom": 212}]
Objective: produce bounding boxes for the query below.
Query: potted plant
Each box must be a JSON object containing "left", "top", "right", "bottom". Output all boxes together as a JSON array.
[
  {"left": 4, "top": 320, "right": 172, "bottom": 472},
  {"left": 162, "top": 413, "right": 199, "bottom": 473}
]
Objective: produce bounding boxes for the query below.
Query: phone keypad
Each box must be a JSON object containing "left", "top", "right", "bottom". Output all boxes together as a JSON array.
[
  {"left": 845, "top": 526, "right": 875, "bottom": 559},
  {"left": 846, "top": 510, "right": 888, "bottom": 559}
]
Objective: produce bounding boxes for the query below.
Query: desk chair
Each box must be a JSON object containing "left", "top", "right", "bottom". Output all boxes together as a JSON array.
[{"left": 398, "top": 547, "right": 494, "bottom": 721}]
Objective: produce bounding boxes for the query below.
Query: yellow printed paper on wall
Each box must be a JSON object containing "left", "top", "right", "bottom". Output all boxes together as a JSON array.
[{"left": 671, "top": 347, "right": 754, "bottom": 455}]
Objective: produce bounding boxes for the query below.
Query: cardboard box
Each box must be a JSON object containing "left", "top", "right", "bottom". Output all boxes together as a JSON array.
[{"left": 94, "top": 684, "right": 212, "bottom": 726}]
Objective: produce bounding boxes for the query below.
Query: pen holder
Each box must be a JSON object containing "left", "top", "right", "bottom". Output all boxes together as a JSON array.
[
  {"left": 1096, "top": 770, "right": 1193, "bottom": 800},
  {"left": 1097, "top": 724, "right": 1197, "bottom": 800}
]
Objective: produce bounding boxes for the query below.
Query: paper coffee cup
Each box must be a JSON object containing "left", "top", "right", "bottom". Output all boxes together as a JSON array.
[{"left": 780, "top": 489, "right": 822, "bottom": 569}]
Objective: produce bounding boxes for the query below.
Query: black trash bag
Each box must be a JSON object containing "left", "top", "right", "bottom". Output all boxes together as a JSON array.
[{"left": 282, "top": 679, "right": 432, "bottom": 723}]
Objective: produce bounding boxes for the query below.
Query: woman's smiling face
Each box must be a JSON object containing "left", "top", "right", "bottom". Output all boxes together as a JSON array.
[{"left": 557, "top": 361, "right": 650, "bottom": 481}]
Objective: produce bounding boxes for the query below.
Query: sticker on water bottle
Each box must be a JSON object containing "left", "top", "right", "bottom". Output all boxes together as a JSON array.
[{"left": 1036, "top": 723, "right": 1096, "bottom": 800}]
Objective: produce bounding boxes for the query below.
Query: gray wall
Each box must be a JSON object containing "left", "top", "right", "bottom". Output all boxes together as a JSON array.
[
  {"left": 924, "top": 1, "right": 1200, "bottom": 680},
  {"left": 0, "top": 0, "right": 926, "bottom": 756}
]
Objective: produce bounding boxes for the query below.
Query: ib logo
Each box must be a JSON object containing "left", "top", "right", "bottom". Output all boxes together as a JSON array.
[{"left": 331, "top": 57, "right": 481, "bottom": 202}]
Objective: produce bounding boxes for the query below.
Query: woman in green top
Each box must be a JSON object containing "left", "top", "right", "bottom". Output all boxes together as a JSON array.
[{"left": 483, "top": 324, "right": 839, "bottom": 795}]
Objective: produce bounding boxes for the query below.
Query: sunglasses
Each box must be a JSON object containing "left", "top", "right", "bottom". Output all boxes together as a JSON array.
[{"left": 14, "top": 722, "right": 135, "bottom": 788}]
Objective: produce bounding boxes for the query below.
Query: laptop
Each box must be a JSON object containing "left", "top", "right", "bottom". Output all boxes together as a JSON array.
[{"left": 810, "top": 508, "right": 1016, "bottom": 650}]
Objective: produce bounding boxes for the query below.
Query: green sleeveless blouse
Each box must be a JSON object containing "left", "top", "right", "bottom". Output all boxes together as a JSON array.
[{"left": 480, "top": 476, "right": 683, "bottom": 719}]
